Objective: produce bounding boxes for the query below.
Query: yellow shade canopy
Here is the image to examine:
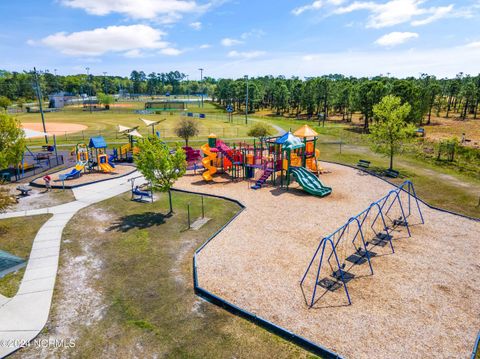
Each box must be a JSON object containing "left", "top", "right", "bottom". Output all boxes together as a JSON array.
[{"left": 293, "top": 125, "right": 318, "bottom": 138}]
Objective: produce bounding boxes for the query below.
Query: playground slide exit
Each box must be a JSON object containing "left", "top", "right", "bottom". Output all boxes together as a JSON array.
[
  {"left": 290, "top": 166, "right": 332, "bottom": 197},
  {"left": 99, "top": 162, "right": 114, "bottom": 173},
  {"left": 200, "top": 144, "right": 217, "bottom": 181}
]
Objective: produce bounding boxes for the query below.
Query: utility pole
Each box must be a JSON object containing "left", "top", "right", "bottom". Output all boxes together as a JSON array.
[
  {"left": 198, "top": 68, "right": 204, "bottom": 108},
  {"left": 186, "top": 74, "right": 190, "bottom": 102},
  {"left": 245, "top": 75, "right": 249, "bottom": 125},
  {"left": 33, "top": 67, "right": 48, "bottom": 144}
]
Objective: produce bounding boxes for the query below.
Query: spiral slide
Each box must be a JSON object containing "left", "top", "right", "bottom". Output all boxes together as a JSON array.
[{"left": 200, "top": 144, "right": 217, "bottom": 181}]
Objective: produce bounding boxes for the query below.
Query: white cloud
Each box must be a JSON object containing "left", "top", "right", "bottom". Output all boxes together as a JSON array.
[
  {"left": 292, "top": 1, "right": 324, "bottom": 16},
  {"left": 189, "top": 21, "right": 202, "bottom": 30},
  {"left": 411, "top": 5, "right": 453, "bottom": 26},
  {"left": 221, "top": 38, "right": 244, "bottom": 47},
  {"left": 227, "top": 50, "right": 266, "bottom": 59},
  {"left": 124, "top": 49, "right": 144, "bottom": 58},
  {"left": 199, "top": 44, "right": 211, "bottom": 49},
  {"left": 292, "top": 0, "right": 346, "bottom": 15},
  {"left": 60, "top": 0, "right": 210, "bottom": 22},
  {"left": 36, "top": 25, "right": 169, "bottom": 56},
  {"left": 160, "top": 47, "right": 183, "bottom": 56},
  {"left": 220, "top": 29, "right": 264, "bottom": 47},
  {"left": 332, "top": 0, "right": 459, "bottom": 28},
  {"left": 375, "top": 31, "right": 419, "bottom": 47},
  {"left": 465, "top": 41, "right": 480, "bottom": 49}
]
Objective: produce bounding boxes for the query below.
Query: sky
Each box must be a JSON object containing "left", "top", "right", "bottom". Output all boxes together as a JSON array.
[{"left": 0, "top": 0, "right": 479, "bottom": 79}]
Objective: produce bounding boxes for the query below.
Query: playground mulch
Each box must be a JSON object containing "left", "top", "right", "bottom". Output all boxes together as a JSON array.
[
  {"left": 31, "top": 164, "right": 135, "bottom": 188},
  {"left": 176, "top": 163, "right": 480, "bottom": 359}
]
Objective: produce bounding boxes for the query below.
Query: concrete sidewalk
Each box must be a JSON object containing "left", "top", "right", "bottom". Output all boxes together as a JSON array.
[{"left": 0, "top": 171, "right": 141, "bottom": 357}]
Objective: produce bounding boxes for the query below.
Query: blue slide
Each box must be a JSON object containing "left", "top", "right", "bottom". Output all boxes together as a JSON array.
[{"left": 108, "top": 155, "right": 116, "bottom": 168}]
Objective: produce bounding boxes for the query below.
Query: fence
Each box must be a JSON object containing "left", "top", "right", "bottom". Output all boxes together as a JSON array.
[{"left": 1, "top": 155, "right": 65, "bottom": 183}]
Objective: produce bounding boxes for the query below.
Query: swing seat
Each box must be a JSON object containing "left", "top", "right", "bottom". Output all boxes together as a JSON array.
[
  {"left": 376, "top": 232, "right": 392, "bottom": 241},
  {"left": 332, "top": 270, "right": 355, "bottom": 283},
  {"left": 346, "top": 253, "right": 368, "bottom": 265},
  {"left": 393, "top": 218, "right": 408, "bottom": 226},
  {"left": 317, "top": 278, "right": 342, "bottom": 292}
]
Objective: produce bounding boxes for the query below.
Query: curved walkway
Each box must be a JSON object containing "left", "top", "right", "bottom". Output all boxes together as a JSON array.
[{"left": 0, "top": 171, "right": 141, "bottom": 357}]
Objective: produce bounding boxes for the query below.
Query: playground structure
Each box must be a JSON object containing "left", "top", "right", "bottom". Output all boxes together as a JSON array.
[
  {"left": 61, "top": 137, "right": 118, "bottom": 181},
  {"left": 300, "top": 180, "right": 424, "bottom": 307},
  {"left": 0, "top": 129, "right": 64, "bottom": 182},
  {"left": 196, "top": 125, "right": 331, "bottom": 197}
]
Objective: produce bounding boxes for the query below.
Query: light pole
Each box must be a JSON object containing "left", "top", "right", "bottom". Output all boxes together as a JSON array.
[
  {"left": 186, "top": 74, "right": 190, "bottom": 102},
  {"left": 245, "top": 75, "right": 249, "bottom": 125},
  {"left": 198, "top": 68, "right": 204, "bottom": 108},
  {"left": 85, "top": 67, "right": 92, "bottom": 113},
  {"left": 33, "top": 67, "right": 48, "bottom": 144},
  {"left": 103, "top": 71, "right": 107, "bottom": 93},
  {"left": 54, "top": 68, "right": 58, "bottom": 93}
]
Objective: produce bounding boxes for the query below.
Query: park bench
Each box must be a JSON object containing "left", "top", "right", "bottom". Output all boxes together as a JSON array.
[
  {"left": 132, "top": 186, "right": 153, "bottom": 202},
  {"left": 385, "top": 169, "right": 399, "bottom": 178},
  {"left": 357, "top": 160, "right": 371, "bottom": 169},
  {"left": 16, "top": 186, "right": 32, "bottom": 196}
]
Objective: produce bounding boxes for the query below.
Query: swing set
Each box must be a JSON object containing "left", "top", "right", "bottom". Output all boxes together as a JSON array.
[{"left": 300, "top": 180, "right": 424, "bottom": 307}]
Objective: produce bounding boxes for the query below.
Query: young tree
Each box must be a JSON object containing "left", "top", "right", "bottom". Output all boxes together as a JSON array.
[
  {"left": 0, "top": 96, "right": 12, "bottom": 111},
  {"left": 175, "top": 118, "right": 199, "bottom": 146},
  {"left": 0, "top": 113, "right": 26, "bottom": 212},
  {"left": 135, "top": 137, "right": 186, "bottom": 214},
  {"left": 247, "top": 122, "right": 274, "bottom": 142},
  {"left": 96, "top": 92, "right": 114, "bottom": 109},
  {"left": 370, "top": 95, "right": 415, "bottom": 171}
]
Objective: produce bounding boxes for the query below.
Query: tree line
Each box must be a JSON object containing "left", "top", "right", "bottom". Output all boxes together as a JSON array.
[
  {"left": 214, "top": 73, "right": 480, "bottom": 129},
  {"left": 1, "top": 69, "right": 479, "bottom": 127}
]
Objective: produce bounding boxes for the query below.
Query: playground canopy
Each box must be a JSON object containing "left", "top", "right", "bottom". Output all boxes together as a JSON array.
[
  {"left": 294, "top": 125, "right": 318, "bottom": 138},
  {"left": 139, "top": 118, "right": 158, "bottom": 127},
  {"left": 89, "top": 136, "right": 107, "bottom": 149},
  {"left": 275, "top": 132, "right": 305, "bottom": 150},
  {"left": 128, "top": 129, "right": 143, "bottom": 138},
  {"left": 118, "top": 125, "right": 131, "bottom": 133}
]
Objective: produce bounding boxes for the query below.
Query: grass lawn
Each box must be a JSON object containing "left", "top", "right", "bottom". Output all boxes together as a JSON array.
[
  {"left": 18, "top": 102, "right": 252, "bottom": 146},
  {"left": 0, "top": 214, "right": 52, "bottom": 297},
  {"left": 37, "top": 190, "right": 317, "bottom": 358},
  {"left": 255, "top": 115, "right": 480, "bottom": 219}
]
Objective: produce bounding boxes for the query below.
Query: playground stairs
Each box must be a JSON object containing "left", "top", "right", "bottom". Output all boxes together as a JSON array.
[
  {"left": 251, "top": 168, "right": 274, "bottom": 190},
  {"left": 216, "top": 142, "right": 235, "bottom": 163}
]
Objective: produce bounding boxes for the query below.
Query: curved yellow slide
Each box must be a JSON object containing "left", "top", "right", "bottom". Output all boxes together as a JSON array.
[{"left": 200, "top": 144, "right": 217, "bottom": 181}]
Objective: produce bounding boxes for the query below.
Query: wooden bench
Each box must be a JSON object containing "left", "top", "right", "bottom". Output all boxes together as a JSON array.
[
  {"left": 385, "top": 169, "right": 399, "bottom": 178},
  {"left": 16, "top": 186, "right": 32, "bottom": 196},
  {"left": 357, "top": 160, "right": 371, "bottom": 169}
]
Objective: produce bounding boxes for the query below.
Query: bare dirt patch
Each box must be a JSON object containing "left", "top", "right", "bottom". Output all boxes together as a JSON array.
[{"left": 22, "top": 122, "right": 87, "bottom": 136}]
